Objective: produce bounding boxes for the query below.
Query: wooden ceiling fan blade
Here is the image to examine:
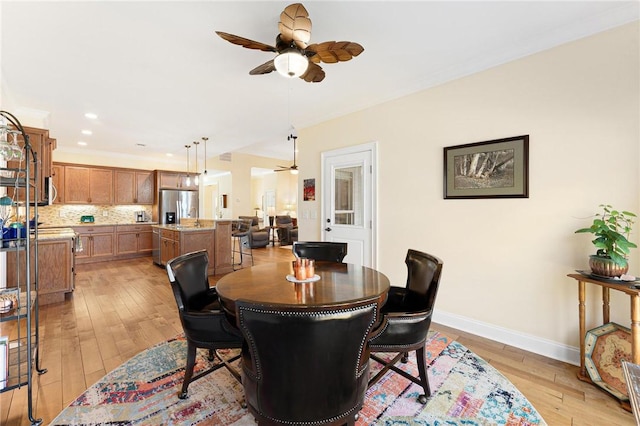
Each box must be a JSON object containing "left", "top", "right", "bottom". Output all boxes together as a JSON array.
[
  {"left": 278, "top": 3, "right": 312, "bottom": 49},
  {"left": 250, "top": 60, "right": 276, "bottom": 75},
  {"left": 300, "top": 62, "right": 325, "bottom": 83},
  {"left": 307, "top": 41, "right": 364, "bottom": 64},
  {"left": 215, "top": 31, "right": 277, "bottom": 52}
]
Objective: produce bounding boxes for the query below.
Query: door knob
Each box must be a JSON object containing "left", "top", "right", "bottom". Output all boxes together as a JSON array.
[{"left": 325, "top": 227, "right": 332, "bottom": 232}]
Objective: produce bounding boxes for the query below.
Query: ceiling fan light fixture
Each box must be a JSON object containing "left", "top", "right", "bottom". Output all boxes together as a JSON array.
[
  {"left": 274, "top": 49, "right": 308, "bottom": 78},
  {"left": 290, "top": 168, "right": 299, "bottom": 175}
]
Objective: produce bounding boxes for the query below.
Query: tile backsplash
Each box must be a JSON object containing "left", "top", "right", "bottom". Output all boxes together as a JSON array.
[{"left": 36, "top": 204, "right": 154, "bottom": 227}]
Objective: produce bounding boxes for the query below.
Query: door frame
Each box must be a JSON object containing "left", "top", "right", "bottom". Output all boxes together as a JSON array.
[{"left": 321, "top": 141, "right": 378, "bottom": 268}]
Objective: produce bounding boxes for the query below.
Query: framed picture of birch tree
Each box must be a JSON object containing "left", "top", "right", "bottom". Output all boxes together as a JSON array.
[{"left": 443, "top": 135, "right": 529, "bottom": 199}]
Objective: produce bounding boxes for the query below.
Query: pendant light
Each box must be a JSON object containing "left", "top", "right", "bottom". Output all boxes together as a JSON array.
[
  {"left": 202, "top": 137, "right": 208, "bottom": 175},
  {"left": 193, "top": 140, "right": 200, "bottom": 186},
  {"left": 185, "top": 144, "right": 191, "bottom": 187}
]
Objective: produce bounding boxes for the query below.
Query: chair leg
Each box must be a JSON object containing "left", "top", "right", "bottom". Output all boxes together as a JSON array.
[
  {"left": 415, "top": 346, "right": 431, "bottom": 403},
  {"left": 179, "top": 343, "right": 197, "bottom": 399},
  {"left": 232, "top": 235, "right": 244, "bottom": 270},
  {"left": 370, "top": 349, "right": 431, "bottom": 404},
  {"left": 242, "top": 236, "right": 254, "bottom": 266}
]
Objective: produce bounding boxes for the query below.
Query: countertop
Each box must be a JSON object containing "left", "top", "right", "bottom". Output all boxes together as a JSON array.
[
  {"left": 35, "top": 227, "right": 77, "bottom": 241},
  {"left": 153, "top": 219, "right": 232, "bottom": 232},
  {"left": 153, "top": 224, "right": 216, "bottom": 231},
  {"left": 41, "top": 222, "right": 158, "bottom": 228}
]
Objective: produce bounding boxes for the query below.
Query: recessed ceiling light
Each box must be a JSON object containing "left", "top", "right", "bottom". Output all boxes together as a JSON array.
[
  {"left": 78, "top": 141, "right": 87, "bottom": 146},
  {"left": 81, "top": 130, "right": 92, "bottom": 135},
  {"left": 166, "top": 153, "right": 173, "bottom": 157},
  {"left": 84, "top": 113, "right": 98, "bottom": 119}
]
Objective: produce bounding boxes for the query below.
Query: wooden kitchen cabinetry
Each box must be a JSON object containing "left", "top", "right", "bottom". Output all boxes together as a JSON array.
[
  {"left": 6, "top": 238, "right": 74, "bottom": 306},
  {"left": 64, "top": 166, "right": 113, "bottom": 204},
  {"left": 73, "top": 226, "right": 115, "bottom": 264},
  {"left": 181, "top": 230, "right": 216, "bottom": 275},
  {"left": 160, "top": 228, "right": 180, "bottom": 266},
  {"left": 116, "top": 224, "right": 153, "bottom": 257},
  {"left": 157, "top": 170, "right": 190, "bottom": 189},
  {"left": 7, "top": 126, "right": 56, "bottom": 205},
  {"left": 38, "top": 238, "right": 74, "bottom": 304},
  {"left": 156, "top": 222, "right": 233, "bottom": 275},
  {"left": 114, "top": 170, "right": 155, "bottom": 205},
  {"left": 51, "top": 164, "right": 64, "bottom": 204}
]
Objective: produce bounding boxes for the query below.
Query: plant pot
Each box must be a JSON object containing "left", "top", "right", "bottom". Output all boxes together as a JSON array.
[{"left": 589, "top": 255, "right": 629, "bottom": 278}]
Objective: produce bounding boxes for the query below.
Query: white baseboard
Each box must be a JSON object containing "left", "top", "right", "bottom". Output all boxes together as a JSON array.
[{"left": 433, "top": 309, "right": 580, "bottom": 366}]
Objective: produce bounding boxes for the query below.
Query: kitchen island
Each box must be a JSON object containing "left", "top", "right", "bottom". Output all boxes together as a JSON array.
[
  {"left": 6, "top": 227, "right": 76, "bottom": 306},
  {"left": 153, "top": 220, "right": 233, "bottom": 275}
]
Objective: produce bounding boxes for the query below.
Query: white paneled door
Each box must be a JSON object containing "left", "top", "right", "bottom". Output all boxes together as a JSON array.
[{"left": 321, "top": 143, "right": 377, "bottom": 267}]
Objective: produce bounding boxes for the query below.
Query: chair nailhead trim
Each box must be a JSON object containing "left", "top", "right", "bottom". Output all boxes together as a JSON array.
[{"left": 239, "top": 303, "right": 377, "bottom": 380}]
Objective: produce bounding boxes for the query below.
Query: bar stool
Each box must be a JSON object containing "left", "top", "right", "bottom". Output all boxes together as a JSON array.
[{"left": 232, "top": 218, "right": 253, "bottom": 270}]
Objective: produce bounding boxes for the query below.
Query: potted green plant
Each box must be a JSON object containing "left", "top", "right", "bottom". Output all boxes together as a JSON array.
[{"left": 575, "top": 204, "right": 637, "bottom": 277}]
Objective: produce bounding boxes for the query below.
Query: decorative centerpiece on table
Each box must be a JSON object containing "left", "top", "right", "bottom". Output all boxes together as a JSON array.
[
  {"left": 287, "top": 258, "right": 319, "bottom": 283},
  {"left": 575, "top": 204, "right": 637, "bottom": 278}
]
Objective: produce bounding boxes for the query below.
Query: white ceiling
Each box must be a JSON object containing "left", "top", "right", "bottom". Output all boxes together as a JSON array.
[{"left": 1, "top": 1, "right": 638, "bottom": 165}]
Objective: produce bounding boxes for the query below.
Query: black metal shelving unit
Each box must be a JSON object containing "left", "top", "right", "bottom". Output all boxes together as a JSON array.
[{"left": 0, "top": 111, "right": 46, "bottom": 425}]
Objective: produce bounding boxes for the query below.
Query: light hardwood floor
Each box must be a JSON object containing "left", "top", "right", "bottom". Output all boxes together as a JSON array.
[{"left": 0, "top": 246, "right": 635, "bottom": 425}]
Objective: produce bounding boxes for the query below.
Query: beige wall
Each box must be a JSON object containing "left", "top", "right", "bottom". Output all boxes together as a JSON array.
[{"left": 296, "top": 22, "right": 639, "bottom": 363}]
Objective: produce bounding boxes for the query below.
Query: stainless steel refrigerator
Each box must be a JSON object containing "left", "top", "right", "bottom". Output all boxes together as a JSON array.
[{"left": 159, "top": 189, "right": 199, "bottom": 225}]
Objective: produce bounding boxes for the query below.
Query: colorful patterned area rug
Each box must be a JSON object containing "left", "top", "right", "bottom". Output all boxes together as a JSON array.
[{"left": 51, "top": 331, "right": 547, "bottom": 425}]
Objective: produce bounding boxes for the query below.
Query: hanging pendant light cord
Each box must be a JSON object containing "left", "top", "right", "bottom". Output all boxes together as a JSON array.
[
  {"left": 202, "top": 137, "right": 208, "bottom": 175},
  {"left": 185, "top": 145, "right": 191, "bottom": 186}
]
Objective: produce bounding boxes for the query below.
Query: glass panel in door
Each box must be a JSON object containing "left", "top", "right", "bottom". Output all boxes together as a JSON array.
[{"left": 333, "top": 166, "right": 363, "bottom": 226}]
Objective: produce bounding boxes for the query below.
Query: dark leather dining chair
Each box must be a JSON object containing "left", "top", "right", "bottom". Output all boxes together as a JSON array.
[
  {"left": 368, "top": 249, "right": 443, "bottom": 403},
  {"left": 236, "top": 299, "right": 377, "bottom": 426},
  {"left": 292, "top": 241, "right": 348, "bottom": 262},
  {"left": 166, "top": 250, "right": 243, "bottom": 399}
]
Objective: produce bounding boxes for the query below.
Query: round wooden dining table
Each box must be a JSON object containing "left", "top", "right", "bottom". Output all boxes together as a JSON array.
[{"left": 216, "top": 261, "right": 391, "bottom": 319}]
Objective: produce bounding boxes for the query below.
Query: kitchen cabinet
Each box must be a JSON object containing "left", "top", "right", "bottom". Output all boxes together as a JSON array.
[
  {"left": 181, "top": 230, "right": 216, "bottom": 275},
  {"left": 36, "top": 238, "right": 74, "bottom": 305},
  {"left": 156, "top": 221, "right": 233, "bottom": 275},
  {"left": 73, "top": 225, "right": 115, "bottom": 264},
  {"left": 65, "top": 166, "right": 113, "bottom": 204},
  {"left": 157, "top": 171, "right": 191, "bottom": 189},
  {"left": 114, "top": 170, "right": 155, "bottom": 205},
  {"left": 7, "top": 125, "right": 56, "bottom": 205},
  {"left": 116, "top": 224, "right": 153, "bottom": 257},
  {"left": 6, "top": 237, "right": 74, "bottom": 306},
  {"left": 51, "top": 164, "right": 65, "bottom": 204},
  {"left": 160, "top": 228, "right": 180, "bottom": 266}
]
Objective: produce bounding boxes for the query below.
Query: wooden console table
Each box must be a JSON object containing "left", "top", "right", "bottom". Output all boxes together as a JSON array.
[{"left": 568, "top": 273, "right": 640, "bottom": 411}]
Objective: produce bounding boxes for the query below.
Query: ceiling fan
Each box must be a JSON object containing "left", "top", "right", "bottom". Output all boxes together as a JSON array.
[
  {"left": 275, "top": 134, "right": 299, "bottom": 174},
  {"left": 216, "top": 3, "right": 364, "bottom": 83}
]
